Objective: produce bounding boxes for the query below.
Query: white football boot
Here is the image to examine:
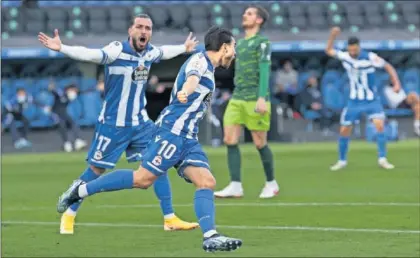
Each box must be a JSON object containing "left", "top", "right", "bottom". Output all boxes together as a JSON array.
[
  {"left": 214, "top": 182, "right": 243, "bottom": 198},
  {"left": 74, "top": 139, "right": 87, "bottom": 151},
  {"left": 63, "top": 141, "right": 73, "bottom": 153},
  {"left": 259, "top": 180, "right": 280, "bottom": 199},
  {"left": 378, "top": 158, "right": 395, "bottom": 170},
  {"left": 330, "top": 160, "right": 347, "bottom": 171}
]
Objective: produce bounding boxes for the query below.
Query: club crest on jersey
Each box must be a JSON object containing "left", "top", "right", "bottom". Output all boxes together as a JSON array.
[
  {"left": 94, "top": 150, "right": 103, "bottom": 160},
  {"left": 152, "top": 155, "right": 162, "bottom": 166},
  {"left": 132, "top": 65, "right": 149, "bottom": 81}
]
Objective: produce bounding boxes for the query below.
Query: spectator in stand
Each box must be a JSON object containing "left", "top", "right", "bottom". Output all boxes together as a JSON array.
[
  {"left": 298, "top": 76, "right": 335, "bottom": 134},
  {"left": 49, "top": 81, "right": 87, "bottom": 152},
  {"left": 3, "top": 88, "right": 33, "bottom": 149},
  {"left": 273, "top": 60, "right": 298, "bottom": 111},
  {"left": 383, "top": 82, "right": 420, "bottom": 136}
]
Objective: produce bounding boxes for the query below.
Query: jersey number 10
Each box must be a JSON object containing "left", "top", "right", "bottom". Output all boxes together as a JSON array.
[{"left": 157, "top": 140, "right": 177, "bottom": 159}]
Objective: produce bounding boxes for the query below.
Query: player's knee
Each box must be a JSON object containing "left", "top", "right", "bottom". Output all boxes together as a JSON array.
[
  {"left": 132, "top": 168, "right": 155, "bottom": 189},
  {"left": 223, "top": 135, "right": 238, "bottom": 145},
  {"left": 375, "top": 123, "right": 385, "bottom": 132},
  {"left": 254, "top": 140, "right": 266, "bottom": 150},
  {"left": 195, "top": 174, "right": 216, "bottom": 190},
  {"left": 339, "top": 126, "right": 352, "bottom": 136},
  {"left": 90, "top": 165, "right": 106, "bottom": 175}
]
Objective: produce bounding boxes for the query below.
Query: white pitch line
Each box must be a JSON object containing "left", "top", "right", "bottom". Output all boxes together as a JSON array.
[
  {"left": 2, "top": 221, "right": 419, "bottom": 235},
  {"left": 3, "top": 202, "right": 420, "bottom": 211}
]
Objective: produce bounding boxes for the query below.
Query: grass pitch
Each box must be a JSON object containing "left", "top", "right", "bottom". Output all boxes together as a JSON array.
[{"left": 1, "top": 140, "right": 419, "bottom": 257}]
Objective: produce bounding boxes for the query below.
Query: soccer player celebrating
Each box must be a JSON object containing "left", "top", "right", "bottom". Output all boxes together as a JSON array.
[
  {"left": 39, "top": 14, "right": 199, "bottom": 234},
  {"left": 325, "top": 27, "right": 399, "bottom": 170},
  {"left": 56, "top": 26, "right": 242, "bottom": 253},
  {"left": 214, "top": 5, "right": 279, "bottom": 199}
]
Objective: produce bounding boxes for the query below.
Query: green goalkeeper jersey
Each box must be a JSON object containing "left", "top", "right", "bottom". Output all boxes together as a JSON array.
[{"left": 232, "top": 33, "right": 271, "bottom": 101}]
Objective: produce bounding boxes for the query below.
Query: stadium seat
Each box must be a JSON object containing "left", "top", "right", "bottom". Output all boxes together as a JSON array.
[
  {"left": 57, "top": 77, "right": 80, "bottom": 89},
  {"left": 89, "top": 20, "right": 108, "bottom": 34},
  {"left": 34, "top": 90, "right": 55, "bottom": 107},
  {"left": 289, "top": 16, "right": 308, "bottom": 31},
  {"left": 188, "top": 3, "right": 209, "bottom": 18},
  {"left": 268, "top": 15, "right": 290, "bottom": 31},
  {"left": 326, "top": 2, "right": 345, "bottom": 15},
  {"left": 323, "top": 83, "right": 345, "bottom": 111},
  {"left": 406, "top": 52, "right": 420, "bottom": 68},
  {"left": 110, "top": 19, "right": 129, "bottom": 33},
  {"left": 23, "top": 8, "right": 46, "bottom": 35},
  {"left": 34, "top": 78, "right": 52, "bottom": 92},
  {"left": 321, "top": 70, "right": 341, "bottom": 86},
  {"left": 88, "top": 7, "right": 109, "bottom": 21},
  {"left": 147, "top": 5, "right": 169, "bottom": 29},
  {"left": 366, "top": 15, "right": 385, "bottom": 29},
  {"left": 79, "top": 78, "right": 97, "bottom": 92},
  {"left": 343, "top": 2, "right": 363, "bottom": 17},
  {"left": 346, "top": 14, "right": 366, "bottom": 30},
  {"left": 287, "top": 3, "right": 306, "bottom": 17},
  {"left": 189, "top": 19, "right": 210, "bottom": 34},
  {"left": 327, "top": 13, "right": 348, "bottom": 27},
  {"left": 308, "top": 15, "right": 329, "bottom": 30},
  {"left": 403, "top": 68, "right": 420, "bottom": 94},
  {"left": 325, "top": 59, "right": 342, "bottom": 70},
  {"left": 108, "top": 6, "right": 128, "bottom": 23},
  {"left": 79, "top": 91, "right": 102, "bottom": 126},
  {"left": 268, "top": 2, "right": 286, "bottom": 16},
  {"left": 168, "top": 5, "right": 190, "bottom": 29},
  {"left": 68, "top": 6, "right": 88, "bottom": 21},
  {"left": 128, "top": 5, "right": 146, "bottom": 18}
]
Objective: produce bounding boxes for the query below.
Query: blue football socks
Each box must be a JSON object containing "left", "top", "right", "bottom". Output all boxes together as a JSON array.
[
  {"left": 194, "top": 189, "right": 216, "bottom": 235},
  {"left": 376, "top": 132, "right": 387, "bottom": 158},
  {"left": 338, "top": 136, "right": 349, "bottom": 161},
  {"left": 84, "top": 169, "right": 134, "bottom": 196},
  {"left": 153, "top": 174, "right": 175, "bottom": 217}
]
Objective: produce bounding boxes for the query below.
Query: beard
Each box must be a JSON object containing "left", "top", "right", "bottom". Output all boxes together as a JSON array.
[{"left": 132, "top": 37, "right": 148, "bottom": 52}]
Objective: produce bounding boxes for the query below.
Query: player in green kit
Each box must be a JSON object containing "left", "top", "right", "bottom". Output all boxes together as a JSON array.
[{"left": 215, "top": 5, "right": 279, "bottom": 199}]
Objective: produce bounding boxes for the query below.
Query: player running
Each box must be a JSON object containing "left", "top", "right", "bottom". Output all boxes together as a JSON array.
[
  {"left": 38, "top": 14, "right": 199, "bottom": 234},
  {"left": 325, "top": 27, "right": 400, "bottom": 171},
  {"left": 56, "top": 26, "right": 242, "bottom": 253},
  {"left": 214, "top": 5, "right": 279, "bottom": 199}
]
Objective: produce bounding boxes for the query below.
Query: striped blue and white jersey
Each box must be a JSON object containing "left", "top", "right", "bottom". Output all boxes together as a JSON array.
[
  {"left": 98, "top": 40, "right": 163, "bottom": 127},
  {"left": 156, "top": 52, "right": 215, "bottom": 139},
  {"left": 335, "top": 50, "right": 386, "bottom": 103}
]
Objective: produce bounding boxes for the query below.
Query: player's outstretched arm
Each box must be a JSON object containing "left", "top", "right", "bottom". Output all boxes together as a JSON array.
[
  {"left": 383, "top": 60, "right": 401, "bottom": 92},
  {"left": 325, "top": 27, "right": 341, "bottom": 57},
  {"left": 177, "top": 75, "right": 200, "bottom": 103},
  {"left": 159, "top": 32, "right": 199, "bottom": 60},
  {"left": 38, "top": 29, "right": 111, "bottom": 64}
]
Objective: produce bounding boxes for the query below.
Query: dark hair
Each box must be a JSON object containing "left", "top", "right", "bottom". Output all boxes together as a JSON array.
[
  {"left": 16, "top": 88, "right": 26, "bottom": 93},
  {"left": 348, "top": 37, "right": 360, "bottom": 46},
  {"left": 204, "top": 26, "right": 234, "bottom": 51},
  {"left": 247, "top": 5, "right": 269, "bottom": 26},
  {"left": 131, "top": 13, "right": 152, "bottom": 26}
]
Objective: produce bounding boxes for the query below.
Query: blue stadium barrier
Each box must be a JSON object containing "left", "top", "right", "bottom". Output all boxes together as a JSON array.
[{"left": 3, "top": 40, "right": 419, "bottom": 59}]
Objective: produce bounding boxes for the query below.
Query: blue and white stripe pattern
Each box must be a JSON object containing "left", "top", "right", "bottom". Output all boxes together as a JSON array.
[
  {"left": 336, "top": 50, "right": 386, "bottom": 103},
  {"left": 156, "top": 52, "right": 215, "bottom": 138},
  {"left": 98, "top": 40, "right": 163, "bottom": 127}
]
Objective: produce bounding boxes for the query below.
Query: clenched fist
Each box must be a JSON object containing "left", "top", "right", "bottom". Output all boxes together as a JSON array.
[{"left": 177, "top": 90, "right": 188, "bottom": 103}]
